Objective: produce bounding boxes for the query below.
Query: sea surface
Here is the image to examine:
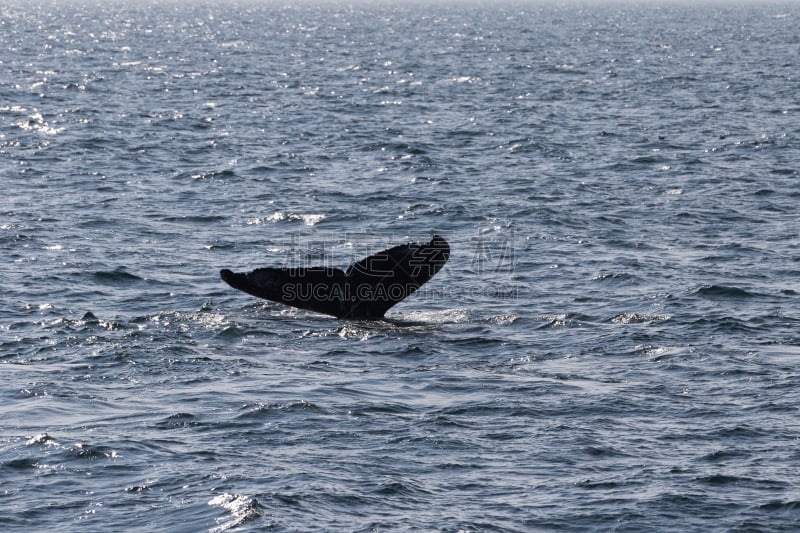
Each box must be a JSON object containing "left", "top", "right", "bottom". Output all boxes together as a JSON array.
[{"left": 2, "top": 1, "right": 799, "bottom": 531}]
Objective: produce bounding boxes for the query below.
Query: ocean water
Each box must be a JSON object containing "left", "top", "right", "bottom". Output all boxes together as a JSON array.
[{"left": 2, "top": 1, "right": 799, "bottom": 531}]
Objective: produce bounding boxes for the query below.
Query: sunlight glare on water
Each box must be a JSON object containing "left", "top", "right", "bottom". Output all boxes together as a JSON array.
[{"left": 1, "top": 1, "right": 799, "bottom": 531}]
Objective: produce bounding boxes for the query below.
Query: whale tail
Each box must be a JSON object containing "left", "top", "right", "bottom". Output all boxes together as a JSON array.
[{"left": 220, "top": 235, "right": 450, "bottom": 319}]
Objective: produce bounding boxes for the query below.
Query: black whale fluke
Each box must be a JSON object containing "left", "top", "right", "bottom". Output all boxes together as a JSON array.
[{"left": 220, "top": 235, "right": 450, "bottom": 319}]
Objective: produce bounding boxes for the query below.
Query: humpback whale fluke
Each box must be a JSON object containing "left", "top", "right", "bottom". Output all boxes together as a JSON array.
[{"left": 220, "top": 235, "right": 450, "bottom": 319}]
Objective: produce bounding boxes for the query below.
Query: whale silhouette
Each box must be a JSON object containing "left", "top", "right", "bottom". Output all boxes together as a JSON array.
[{"left": 220, "top": 235, "right": 450, "bottom": 319}]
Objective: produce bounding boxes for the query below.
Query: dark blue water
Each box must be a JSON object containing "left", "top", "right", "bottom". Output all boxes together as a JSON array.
[{"left": 2, "top": 1, "right": 800, "bottom": 531}]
